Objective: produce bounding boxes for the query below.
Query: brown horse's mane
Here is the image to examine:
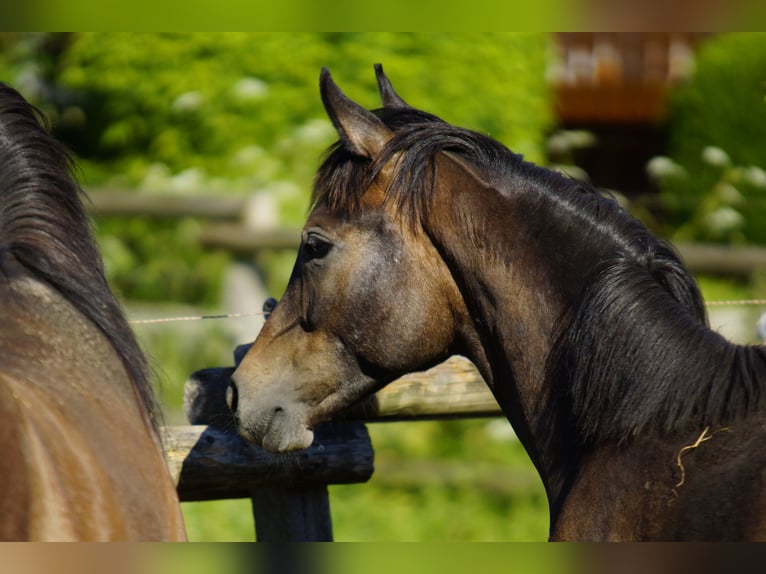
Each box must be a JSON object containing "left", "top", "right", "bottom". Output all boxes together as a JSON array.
[
  {"left": 314, "top": 102, "right": 766, "bottom": 447},
  {"left": 0, "top": 83, "right": 160, "bottom": 432}
]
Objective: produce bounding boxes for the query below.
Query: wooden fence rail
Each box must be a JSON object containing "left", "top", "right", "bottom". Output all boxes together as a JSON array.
[
  {"left": 164, "top": 423, "right": 375, "bottom": 502},
  {"left": 87, "top": 190, "right": 248, "bottom": 220},
  {"left": 85, "top": 189, "right": 766, "bottom": 278},
  {"left": 198, "top": 223, "right": 766, "bottom": 279}
]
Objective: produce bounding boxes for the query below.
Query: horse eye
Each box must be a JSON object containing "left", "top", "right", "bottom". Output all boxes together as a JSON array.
[{"left": 303, "top": 234, "right": 332, "bottom": 260}]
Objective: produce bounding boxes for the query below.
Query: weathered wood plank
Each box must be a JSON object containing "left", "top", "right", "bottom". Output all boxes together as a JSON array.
[
  {"left": 348, "top": 356, "right": 501, "bottom": 421},
  {"left": 197, "top": 221, "right": 766, "bottom": 278},
  {"left": 199, "top": 225, "right": 301, "bottom": 252},
  {"left": 86, "top": 190, "right": 248, "bottom": 220},
  {"left": 674, "top": 242, "right": 766, "bottom": 278},
  {"left": 163, "top": 423, "right": 374, "bottom": 502}
]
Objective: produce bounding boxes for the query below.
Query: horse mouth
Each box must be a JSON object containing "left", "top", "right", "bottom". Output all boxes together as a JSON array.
[{"left": 245, "top": 408, "right": 315, "bottom": 453}]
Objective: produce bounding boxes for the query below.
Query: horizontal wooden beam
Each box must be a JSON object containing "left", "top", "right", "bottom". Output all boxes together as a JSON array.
[
  {"left": 197, "top": 224, "right": 766, "bottom": 279},
  {"left": 176, "top": 356, "right": 500, "bottom": 506},
  {"left": 198, "top": 225, "right": 301, "bottom": 252},
  {"left": 347, "top": 357, "right": 501, "bottom": 421},
  {"left": 82, "top": 191, "right": 766, "bottom": 279},
  {"left": 674, "top": 242, "right": 766, "bottom": 278},
  {"left": 163, "top": 422, "right": 374, "bottom": 502},
  {"left": 85, "top": 190, "right": 248, "bottom": 220}
]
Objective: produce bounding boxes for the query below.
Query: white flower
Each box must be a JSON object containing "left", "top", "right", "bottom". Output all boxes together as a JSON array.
[
  {"left": 704, "top": 206, "right": 744, "bottom": 233},
  {"left": 294, "top": 119, "right": 335, "bottom": 144},
  {"left": 745, "top": 166, "right": 766, "bottom": 189},
  {"left": 701, "top": 146, "right": 731, "bottom": 168},
  {"left": 646, "top": 156, "right": 686, "bottom": 181},
  {"left": 171, "top": 91, "right": 204, "bottom": 112},
  {"left": 757, "top": 312, "right": 766, "bottom": 342},
  {"left": 232, "top": 77, "right": 268, "bottom": 101},
  {"left": 170, "top": 168, "right": 205, "bottom": 192},
  {"left": 547, "top": 130, "right": 596, "bottom": 156}
]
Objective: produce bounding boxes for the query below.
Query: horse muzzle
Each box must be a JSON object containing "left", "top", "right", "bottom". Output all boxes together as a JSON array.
[{"left": 226, "top": 378, "right": 315, "bottom": 453}]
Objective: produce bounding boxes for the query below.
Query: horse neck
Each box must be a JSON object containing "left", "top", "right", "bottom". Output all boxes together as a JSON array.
[
  {"left": 424, "top": 157, "right": 600, "bottom": 479},
  {"left": 422, "top": 155, "right": 766, "bottom": 505}
]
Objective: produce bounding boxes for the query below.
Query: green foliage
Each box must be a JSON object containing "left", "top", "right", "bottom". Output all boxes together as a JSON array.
[
  {"left": 330, "top": 420, "right": 548, "bottom": 541},
  {"left": 648, "top": 148, "right": 766, "bottom": 244},
  {"left": 53, "top": 33, "right": 551, "bottom": 189},
  {"left": 0, "top": 35, "right": 16, "bottom": 81},
  {"left": 0, "top": 33, "right": 553, "bottom": 304},
  {"left": 181, "top": 499, "right": 256, "bottom": 542},
  {"left": 97, "top": 217, "right": 230, "bottom": 304},
  {"left": 180, "top": 419, "right": 549, "bottom": 542},
  {"left": 131, "top": 312, "right": 237, "bottom": 420},
  {"left": 662, "top": 33, "right": 766, "bottom": 244},
  {"left": 329, "top": 476, "right": 548, "bottom": 541}
]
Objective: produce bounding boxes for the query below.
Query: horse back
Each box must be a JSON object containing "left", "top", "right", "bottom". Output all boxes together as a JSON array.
[
  {"left": 0, "top": 268, "right": 186, "bottom": 541},
  {"left": 551, "top": 416, "right": 766, "bottom": 541}
]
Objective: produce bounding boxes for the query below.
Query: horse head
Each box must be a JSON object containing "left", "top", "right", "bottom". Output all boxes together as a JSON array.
[{"left": 229, "top": 66, "right": 469, "bottom": 452}]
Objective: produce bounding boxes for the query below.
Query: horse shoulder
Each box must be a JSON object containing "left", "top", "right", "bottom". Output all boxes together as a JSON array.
[
  {"left": 0, "top": 373, "right": 33, "bottom": 540},
  {"left": 0, "top": 277, "right": 185, "bottom": 540}
]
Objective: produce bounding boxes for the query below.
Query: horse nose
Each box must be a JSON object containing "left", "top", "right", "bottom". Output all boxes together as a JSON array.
[{"left": 226, "top": 380, "right": 239, "bottom": 413}]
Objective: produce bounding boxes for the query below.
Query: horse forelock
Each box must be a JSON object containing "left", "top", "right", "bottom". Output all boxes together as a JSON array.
[
  {"left": 313, "top": 106, "right": 523, "bottom": 227},
  {"left": 0, "top": 83, "right": 161, "bottom": 435}
]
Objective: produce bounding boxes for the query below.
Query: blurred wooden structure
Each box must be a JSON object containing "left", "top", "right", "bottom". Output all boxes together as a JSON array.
[
  {"left": 549, "top": 33, "right": 712, "bottom": 195},
  {"left": 86, "top": 189, "right": 766, "bottom": 279},
  {"left": 551, "top": 33, "right": 710, "bottom": 124}
]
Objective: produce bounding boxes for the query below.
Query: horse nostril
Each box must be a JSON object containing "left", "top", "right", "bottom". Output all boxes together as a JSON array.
[{"left": 226, "top": 382, "right": 238, "bottom": 413}]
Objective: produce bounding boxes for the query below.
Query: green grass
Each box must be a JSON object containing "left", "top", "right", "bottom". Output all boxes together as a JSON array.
[
  {"left": 178, "top": 419, "right": 549, "bottom": 542},
  {"left": 181, "top": 499, "right": 256, "bottom": 542},
  {"left": 696, "top": 274, "right": 755, "bottom": 303}
]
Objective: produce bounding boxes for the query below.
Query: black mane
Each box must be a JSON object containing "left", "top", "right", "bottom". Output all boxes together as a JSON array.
[
  {"left": 315, "top": 101, "right": 766, "bottom": 446},
  {"left": 0, "top": 83, "right": 160, "bottom": 431}
]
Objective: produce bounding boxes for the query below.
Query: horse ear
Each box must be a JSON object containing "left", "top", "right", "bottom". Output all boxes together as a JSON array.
[
  {"left": 374, "top": 63, "right": 410, "bottom": 108},
  {"left": 320, "top": 67, "right": 392, "bottom": 158}
]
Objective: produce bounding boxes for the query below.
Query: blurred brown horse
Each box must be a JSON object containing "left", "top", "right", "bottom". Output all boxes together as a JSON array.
[
  {"left": 230, "top": 66, "right": 766, "bottom": 540},
  {"left": 0, "top": 83, "right": 186, "bottom": 540}
]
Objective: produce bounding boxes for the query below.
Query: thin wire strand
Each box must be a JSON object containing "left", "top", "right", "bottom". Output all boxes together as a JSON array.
[
  {"left": 705, "top": 299, "right": 766, "bottom": 307},
  {"left": 127, "top": 300, "right": 766, "bottom": 325},
  {"left": 129, "top": 312, "right": 267, "bottom": 325}
]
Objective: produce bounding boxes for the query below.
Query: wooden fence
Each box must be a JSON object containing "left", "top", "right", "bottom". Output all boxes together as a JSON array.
[
  {"left": 87, "top": 190, "right": 509, "bottom": 540},
  {"left": 86, "top": 189, "right": 766, "bottom": 278},
  {"left": 173, "top": 354, "right": 496, "bottom": 541}
]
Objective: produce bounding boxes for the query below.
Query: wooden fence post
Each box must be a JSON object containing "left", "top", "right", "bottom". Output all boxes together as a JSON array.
[
  {"left": 183, "top": 349, "right": 357, "bottom": 541},
  {"left": 250, "top": 485, "right": 333, "bottom": 541}
]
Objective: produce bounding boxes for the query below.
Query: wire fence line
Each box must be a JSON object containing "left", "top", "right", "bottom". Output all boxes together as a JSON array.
[
  {"left": 128, "top": 299, "right": 766, "bottom": 326},
  {"left": 129, "top": 312, "right": 268, "bottom": 325}
]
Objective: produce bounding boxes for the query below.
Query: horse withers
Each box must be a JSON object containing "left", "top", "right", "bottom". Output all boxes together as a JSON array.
[
  {"left": 0, "top": 83, "right": 186, "bottom": 540},
  {"left": 229, "top": 65, "right": 766, "bottom": 540}
]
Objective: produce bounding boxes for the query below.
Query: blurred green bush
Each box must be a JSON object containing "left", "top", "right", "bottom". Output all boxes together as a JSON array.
[
  {"left": 1, "top": 33, "right": 553, "bottom": 304},
  {"left": 661, "top": 33, "right": 766, "bottom": 244}
]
